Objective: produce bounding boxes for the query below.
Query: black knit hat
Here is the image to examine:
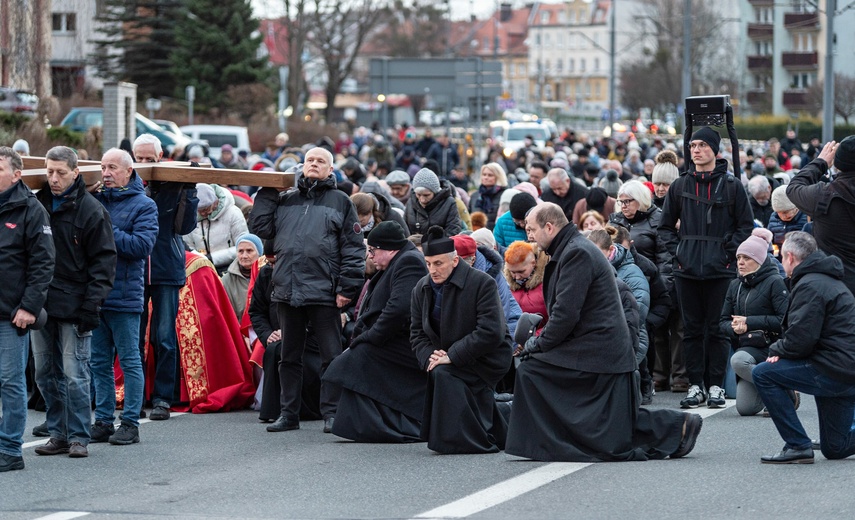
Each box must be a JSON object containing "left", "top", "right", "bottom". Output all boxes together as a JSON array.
[
  {"left": 690, "top": 126, "right": 721, "bottom": 154},
  {"left": 509, "top": 192, "right": 537, "bottom": 220},
  {"left": 585, "top": 187, "right": 608, "bottom": 214},
  {"left": 422, "top": 225, "right": 455, "bottom": 256},
  {"left": 835, "top": 135, "right": 855, "bottom": 172},
  {"left": 367, "top": 221, "right": 408, "bottom": 250}
]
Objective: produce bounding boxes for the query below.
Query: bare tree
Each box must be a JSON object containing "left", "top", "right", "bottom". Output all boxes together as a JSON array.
[
  {"left": 808, "top": 73, "right": 855, "bottom": 125},
  {"left": 381, "top": 0, "right": 450, "bottom": 58},
  {"left": 307, "top": 0, "right": 389, "bottom": 122},
  {"left": 274, "top": 0, "right": 312, "bottom": 118}
]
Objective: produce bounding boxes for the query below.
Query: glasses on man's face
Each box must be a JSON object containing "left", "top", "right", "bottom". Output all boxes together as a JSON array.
[
  {"left": 367, "top": 246, "right": 379, "bottom": 257},
  {"left": 617, "top": 198, "right": 635, "bottom": 207}
]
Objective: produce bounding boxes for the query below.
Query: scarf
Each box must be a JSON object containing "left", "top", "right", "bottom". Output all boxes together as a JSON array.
[{"left": 478, "top": 185, "right": 502, "bottom": 215}]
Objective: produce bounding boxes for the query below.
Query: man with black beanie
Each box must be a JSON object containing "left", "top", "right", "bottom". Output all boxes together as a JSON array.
[
  {"left": 786, "top": 136, "right": 855, "bottom": 295},
  {"left": 659, "top": 126, "right": 755, "bottom": 409},
  {"left": 494, "top": 192, "right": 537, "bottom": 248}
]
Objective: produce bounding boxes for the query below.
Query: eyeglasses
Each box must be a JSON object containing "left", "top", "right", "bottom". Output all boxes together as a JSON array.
[
  {"left": 367, "top": 246, "right": 380, "bottom": 256},
  {"left": 617, "top": 198, "right": 636, "bottom": 207}
]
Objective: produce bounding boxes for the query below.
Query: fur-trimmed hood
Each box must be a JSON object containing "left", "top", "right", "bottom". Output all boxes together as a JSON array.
[{"left": 504, "top": 246, "right": 549, "bottom": 291}]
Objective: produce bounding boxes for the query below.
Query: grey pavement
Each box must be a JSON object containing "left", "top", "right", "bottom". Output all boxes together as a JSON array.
[{"left": 2, "top": 391, "right": 855, "bottom": 519}]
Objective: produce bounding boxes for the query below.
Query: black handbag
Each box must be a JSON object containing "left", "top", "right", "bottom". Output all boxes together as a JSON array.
[{"left": 739, "top": 330, "right": 772, "bottom": 349}]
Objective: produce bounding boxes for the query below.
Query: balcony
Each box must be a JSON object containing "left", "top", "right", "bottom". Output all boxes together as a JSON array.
[
  {"left": 747, "top": 55, "right": 773, "bottom": 70},
  {"left": 783, "top": 89, "right": 811, "bottom": 110},
  {"left": 748, "top": 23, "right": 773, "bottom": 39},
  {"left": 746, "top": 89, "right": 769, "bottom": 105},
  {"left": 782, "top": 51, "right": 818, "bottom": 69},
  {"left": 784, "top": 12, "right": 819, "bottom": 30}
]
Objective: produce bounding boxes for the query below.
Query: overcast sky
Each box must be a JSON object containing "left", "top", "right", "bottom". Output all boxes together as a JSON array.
[{"left": 250, "top": 0, "right": 513, "bottom": 21}]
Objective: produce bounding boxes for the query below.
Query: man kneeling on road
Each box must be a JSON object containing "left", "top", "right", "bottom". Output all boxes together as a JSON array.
[{"left": 753, "top": 231, "right": 855, "bottom": 464}]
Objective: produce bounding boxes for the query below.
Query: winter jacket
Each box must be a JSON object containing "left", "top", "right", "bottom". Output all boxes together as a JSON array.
[
  {"left": 250, "top": 174, "right": 365, "bottom": 306},
  {"left": 719, "top": 258, "right": 788, "bottom": 355},
  {"left": 183, "top": 184, "right": 248, "bottom": 270},
  {"left": 410, "top": 261, "right": 512, "bottom": 385},
  {"left": 767, "top": 210, "right": 808, "bottom": 252},
  {"left": 404, "top": 182, "right": 462, "bottom": 236},
  {"left": 609, "top": 206, "right": 673, "bottom": 290},
  {"left": 541, "top": 183, "right": 589, "bottom": 222},
  {"left": 532, "top": 224, "right": 637, "bottom": 374},
  {"left": 616, "top": 278, "right": 641, "bottom": 363},
  {"left": 96, "top": 172, "right": 159, "bottom": 313},
  {"left": 36, "top": 175, "right": 116, "bottom": 320},
  {"left": 749, "top": 196, "right": 774, "bottom": 227},
  {"left": 146, "top": 180, "right": 198, "bottom": 286},
  {"left": 468, "top": 185, "right": 506, "bottom": 230},
  {"left": 493, "top": 211, "right": 528, "bottom": 248},
  {"left": 610, "top": 245, "right": 650, "bottom": 364},
  {"left": 363, "top": 189, "right": 409, "bottom": 236},
  {"left": 248, "top": 263, "right": 278, "bottom": 346},
  {"left": 786, "top": 158, "right": 855, "bottom": 295},
  {"left": 769, "top": 251, "right": 855, "bottom": 384},
  {"left": 571, "top": 196, "right": 616, "bottom": 226},
  {"left": 659, "top": 160, "right": 755, "bottom": 280},
  {"left": 221, "top": 257, "right": 250, "bottom": 320},
  {"left": 0, "top": 180, "right": 55, "bottom": 319},
  {"left": 473, "top": 245, "right": 522, "bottom": 340},
  {"left": 504, "top": 246, "right": 549, "bottom": 327},
  {"left": 425, "top": 142, "right": 459, "bottom": 177},
  {"left": 632, "top": 248, "right": 671, "bottom": 328}
]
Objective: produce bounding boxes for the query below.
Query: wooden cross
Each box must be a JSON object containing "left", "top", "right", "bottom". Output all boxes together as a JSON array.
[{"left": 19, "top": 157, "right": 294, "bottom": 190}]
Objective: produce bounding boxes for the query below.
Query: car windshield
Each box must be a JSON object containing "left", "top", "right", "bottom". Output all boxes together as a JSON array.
[
  {"left": 200, "top": 134, "right": 238, "bottom": 148},
  {"left": 507, "top": 127, "right": 549, "bottom": 141},
  {"left": 15, "top": 92, "right": 38, "bottom": 105}
]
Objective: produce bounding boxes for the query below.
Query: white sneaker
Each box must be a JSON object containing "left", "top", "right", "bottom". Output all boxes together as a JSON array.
[{"left": 708, "top": 385, "right": 726, "bottom": 408}]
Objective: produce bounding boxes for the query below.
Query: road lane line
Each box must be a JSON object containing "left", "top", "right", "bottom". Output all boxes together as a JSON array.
[
  {"left": 414, "top": 462, "right": 591, "bottom": 519},
  {"left": 32, "top": 512, "right": 90, "bottom": 520},
  {"left": 23, "top": 413, "right": 186, "bottom": 450},
  {"left": 414, "top": 403, "right": 732, "bottom": 518}
]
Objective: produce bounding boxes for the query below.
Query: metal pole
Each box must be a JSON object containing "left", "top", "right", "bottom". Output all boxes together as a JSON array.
[
  {"left": 822, "top": 0, "right": 835, "bottom": 144},
  {"left": 382, "top": 58, "right": 389, "bottom": 133},
  {"left": 493, "top": 0, "right": 499, "bottom": 59},
  {"left": 608, "top": 0, "right": 616, "bottom": 133},
  {"left": 476, "top": 58, "right": 483, "bottom": 171},
  {"left": 681, "top": 0, "right": 691, "bottom": 105}
]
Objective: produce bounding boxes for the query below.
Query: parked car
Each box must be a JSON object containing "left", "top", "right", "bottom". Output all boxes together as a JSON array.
[
  {"left": 60, "top": 107, "right": 190, "bottom": 154},
  {"left": 179, "top": 125, "right": 250, "bottom": 157},
  {"left": 0, "top": 87, "right": 39, "bottom": 118},
  {"left": 154, "top": 119, "right": 190, "bottom": 139}
]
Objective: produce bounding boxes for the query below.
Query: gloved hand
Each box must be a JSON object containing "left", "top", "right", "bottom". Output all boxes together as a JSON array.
[
  {"left": 77, "top": 303, "right": 101, "bottom": 333},
  {"left": 515, "top": 336, "right": 541, "bottom": 361}
]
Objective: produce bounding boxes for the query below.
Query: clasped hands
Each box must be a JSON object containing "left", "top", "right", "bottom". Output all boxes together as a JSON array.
[
  {"left": 427, "top": 349, "right": 451, "bottom": 372},
  {"left": 731, "top": 315, "right": 747, "bottom": 335}
]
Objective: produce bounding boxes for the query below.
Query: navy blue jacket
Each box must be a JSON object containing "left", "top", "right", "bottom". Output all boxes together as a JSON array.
[
  {"left": 145, "top": 181, "right": 198, "bottom": 286},
  {"left": 97, "top": 172, "right": 159, "bottom": 313}
]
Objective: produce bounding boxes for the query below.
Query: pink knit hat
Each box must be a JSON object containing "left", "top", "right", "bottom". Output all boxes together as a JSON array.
[
  {"left": 737, "top": 235, "right": 768, "bottom": 265},
  {"left": 752, "top": 227, "right": 774, "bottom": 244}
]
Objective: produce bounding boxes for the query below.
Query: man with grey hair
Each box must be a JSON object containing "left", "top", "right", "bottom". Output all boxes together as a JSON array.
[
  {"left": 753, "top": 231, "right": 855, "bottom": 464},
  {"left": 133, "top": 134, "right": 198, "bottom": 421},
  {"left": 0, "top": 147, "right": 54, "bottom": 472},
  {"left": 90, "top": 148, "right": 158, "bottom": 446},
  {"left": 540, "top": 167, "right": 588, "bottom": 222},
  {"left": 31, "top": 146, "right": 116, "bottom": 458},
  {"left": 748, "top": 175, "right": 773, "bottom": 227}
]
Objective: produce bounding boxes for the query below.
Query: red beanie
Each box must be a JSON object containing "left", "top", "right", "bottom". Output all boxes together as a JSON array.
[{"left": 451, "top": 234, "right": 477, "bottom": 258}]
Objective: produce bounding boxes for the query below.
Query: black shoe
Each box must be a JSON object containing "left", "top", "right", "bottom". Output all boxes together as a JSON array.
[
  {"left": 109, "top": 423, "right": 140, "bottom": 445},
  {"left": 0, "top": 452, "right": 24, "bottom": 472},
  {"left": 68, "top": 442, "right": 88, "bottom": 458},
  {"left": 139, "top": 409, "right": 147, "bottom": 419},
  {"left": 267, "top": 416, "right": 299, "bottom": 432},
  {"left": 323, "top": 417, "right": 335, "bottom": 433},
  {"left": 149, "top": 404, "right": 170, "bottom": 421},
  {"left": 812, "top": 439, "right": 821, "bottom": 450},
  {"left": 34, "top": 438, "right": 70, "bottom": 456},
  {"left": 680, "top": 385, "right": 706, "bottom": 409},
  {"left": 90, "top": 421, "right": 115, "bottom": 443},
  {"left": 790, "top": 390, "right": 801, "bottom": 410},
  {"left": 761, "top": 446, "right": 814, "bottom": 464},
  {"left": 32, "top": 421, "right": 49, "bottom": 437},
  {"left": 671, "top": 413, "right": 703, "bottom": 459}
]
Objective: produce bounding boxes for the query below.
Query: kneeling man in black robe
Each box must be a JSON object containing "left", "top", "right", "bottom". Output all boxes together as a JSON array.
[
  {"left": 506, "top": 203, "right": 702, "bottom": 462},
  {"left": 324, "top": 221, "right": 428, "bottom": 442},
  {"left": 411, "top": 226, "right": 512, "bottom": 454}
]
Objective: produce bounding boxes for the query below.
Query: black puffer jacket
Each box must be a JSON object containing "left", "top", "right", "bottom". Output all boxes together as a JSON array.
[
  {"left": 404, "top": 182, "right": 462, "bottom": 236},
  {"left": 769, "top": 251, "right": 855, "bottom": 384},
  {"left": 719, "top": 258, "right": 788, "bottom": 352},
  {"left": 610, "top": 206, "right": 672, "bottom": 289},
  {"left": 658, "top": 160, "right": 755, "bottom": 279},
  {"left": 250, "top": 174, "right": 366, "bottom": 306}
]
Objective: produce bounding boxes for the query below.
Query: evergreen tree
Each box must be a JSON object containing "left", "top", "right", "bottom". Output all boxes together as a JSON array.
[
  {"left": 169, "top": 0, "right": 270, "bottom": 109},
  {"left": 91, "top": 0, "right": 183, "bottom": 98}
]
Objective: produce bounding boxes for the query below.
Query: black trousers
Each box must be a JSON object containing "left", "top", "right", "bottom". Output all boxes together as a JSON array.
[
  {"left": 276, "top": 302, "right": 342, "bottom": 421},
  {"left": 674, "top": 277, "right": 732, "bottom": 389}
]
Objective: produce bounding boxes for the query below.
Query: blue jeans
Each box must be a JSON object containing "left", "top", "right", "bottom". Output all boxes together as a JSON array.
[
  {"left": 0, "top": 321, "right": 29, "bottom": 457},
  {"left": 142, "top": 284, "right": 180, "bottom": 407},
  {"left": 31, "top": 320, "right": 92, "bottom": 444},
  {"left": 91, "top": 311, "right": 143, "bottom": 427},
  {"left": 753, "top": 358, "right": 855, "bottom": 459}
]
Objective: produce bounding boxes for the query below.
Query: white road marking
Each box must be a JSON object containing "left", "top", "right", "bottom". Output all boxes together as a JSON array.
[
  {"left": 32, "top": 512, "right": 90, "bottom": 520},
  {"left": 414, "top": 403, "right": 733, "bottom": 518},
  {"left": 414, "top": 462, "right": 591, "bottom": 519},
  {"left": 23, "top": 413, "right": 186, "bottom": 449}
]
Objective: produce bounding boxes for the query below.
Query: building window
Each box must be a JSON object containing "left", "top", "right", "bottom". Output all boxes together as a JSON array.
[
  {"left": 569, "top": 58, "right": 574, "bottom": 72},
  {"left": 580, "top": 58, "right": 586, "bottom": 72},
  {"left": 518, "top": 63, "right": 526, "bottom": 76},
  {"left": 558, "top": 11, "right": 567, "bottom": 24},
  {"left": 535, "top": 34, "right": 541, "bottom": 46},
  {"left": 52, "top": 13, "right": 77, "bottom": 33},
  {"left": 595, "top": 82, "right": 602, "bottom": 98},
  {"left": 541, "top": 11, "right": 550, "bottom": 24},
  {"left": 594, "top": 58, "right": 600, "bottom": 71},
  {"left": 556, "top": 59, "right": 563, "bottom": 73}
]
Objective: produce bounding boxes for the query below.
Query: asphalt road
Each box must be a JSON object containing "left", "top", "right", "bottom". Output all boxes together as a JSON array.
[{"left": 2, "top": 391, "right": 855, "bottom": 519}]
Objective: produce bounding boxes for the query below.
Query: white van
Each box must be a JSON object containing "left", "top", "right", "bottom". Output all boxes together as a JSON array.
[{"left": 179, "top": 124, "right": 250, "bottom": 157}]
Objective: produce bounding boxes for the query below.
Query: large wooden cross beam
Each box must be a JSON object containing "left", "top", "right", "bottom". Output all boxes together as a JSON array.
[{"left": 19, "top": 157, "right": 294, "bottom": 190}]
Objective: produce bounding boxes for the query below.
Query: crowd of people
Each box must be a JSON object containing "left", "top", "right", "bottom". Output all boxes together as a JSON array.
[{"left": 2, "top": 121, "right": 855, "bottom": 473}]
